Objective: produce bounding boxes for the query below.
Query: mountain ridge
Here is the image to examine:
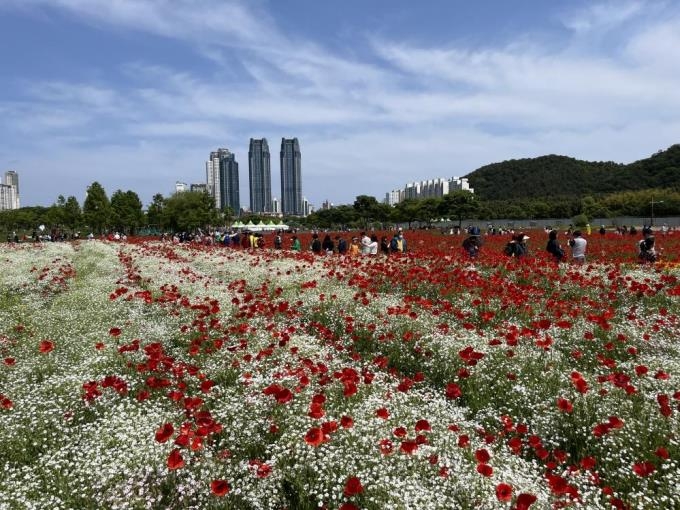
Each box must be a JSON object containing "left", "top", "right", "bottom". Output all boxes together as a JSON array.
[{"left": 465, "top": 144, "right": 680, "bottom": 200}]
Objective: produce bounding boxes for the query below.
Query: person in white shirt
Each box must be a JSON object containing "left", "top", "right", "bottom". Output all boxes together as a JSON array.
[
  {"left": 568, "top": 230, "right": 587, "bottom": 264},
  {"left": 360, "top": 232, "right": 372, "bottom": 256}
]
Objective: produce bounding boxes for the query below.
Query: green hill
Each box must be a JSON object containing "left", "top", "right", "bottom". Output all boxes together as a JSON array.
[{"left": 466, "top": 144, "right": 680, "bottom": 200}]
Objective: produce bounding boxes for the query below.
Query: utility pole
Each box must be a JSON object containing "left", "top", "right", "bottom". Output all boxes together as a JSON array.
[{"left": 650, "top": 199, "right": 664, "bottom": 227}]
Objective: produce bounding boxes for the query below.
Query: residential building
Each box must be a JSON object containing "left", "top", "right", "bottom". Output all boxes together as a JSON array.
[
  {"left": 175, "top": 181, "right": 189, "bottom": 193},
  {"left": 1, "top": 171, "right": 19, "bottom": 210},
  {"left": 248, "top": 138, "right": 272, "bottom": 213},
  {"left": 272, "top": 197, "right": 280, "bottom": 215},
  {"left": 190, "top": 183, "right": 208, "bottom": 193},
  {"left": 386, "top": 177, "right": 473, "bottom": 205},
  {"left": 302, "top": 197, "right": 313, "bottom": 217},
  {"left": 205, "top": 151, "right": 222, "bottom": 209},
  {"left": 218, "top": 150, "right": 240, "bottom": 214},
  {"left": 280, "top": 138, "right": 302, "bottom": 216}
]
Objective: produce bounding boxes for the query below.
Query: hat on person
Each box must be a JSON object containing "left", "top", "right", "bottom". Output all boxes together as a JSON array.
[{"left": 522, "top": 235, "right": 530, "bottom": 240}]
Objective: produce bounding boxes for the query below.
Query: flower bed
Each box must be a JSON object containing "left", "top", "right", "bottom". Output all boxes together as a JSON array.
[{"left": 1, "top": 233, "right": 679, "bottom": 509}]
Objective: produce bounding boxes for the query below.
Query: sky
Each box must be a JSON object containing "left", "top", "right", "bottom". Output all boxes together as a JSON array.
[{"left": 1, "top": 0, "right": 679, "bottom": 209}]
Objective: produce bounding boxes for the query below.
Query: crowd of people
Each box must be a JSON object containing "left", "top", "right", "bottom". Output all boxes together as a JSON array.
[{"left": 459, "top": 224, "right": 662, "bottom": 264}]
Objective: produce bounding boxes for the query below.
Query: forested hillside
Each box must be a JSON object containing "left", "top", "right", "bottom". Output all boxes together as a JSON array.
[{"left": 467, "top": 144, "right": 680, "bottom": 200}]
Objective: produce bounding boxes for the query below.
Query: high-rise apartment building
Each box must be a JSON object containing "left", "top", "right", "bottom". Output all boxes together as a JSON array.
[
  {"left": 218, "top": 150, "right": 240, "bottom": 214},
  {"left": 1, "top": 170, "right": 19, "bottom": 210},
  {"left": 248, "top": 138, "right": 272, "bottom": 213},
  {"left": 206, "top": 148, "right": 240, "bottom": 213},
  {"left": 205, "top": 150, "right": 223, "bottom": 208},
  {"left": 386, "top": 177, "right": 473, "bottom": 205},
  {"left": 280, "top": 138, "right": 302, "bottom": 216}
]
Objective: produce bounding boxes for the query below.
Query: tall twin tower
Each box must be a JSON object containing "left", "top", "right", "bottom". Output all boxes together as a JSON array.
[{"left": 206, "top": 138, "right": 302, "bottom": 216}]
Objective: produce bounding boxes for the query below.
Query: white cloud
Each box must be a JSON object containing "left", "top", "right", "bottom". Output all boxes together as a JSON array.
[{"left": 2, "top": 0, "right": 680, "bottom": 207}]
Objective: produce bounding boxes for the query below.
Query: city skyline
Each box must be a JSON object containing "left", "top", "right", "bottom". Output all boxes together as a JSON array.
[{"left": 1, "top": 1, "right": 679, "bottom": 208}]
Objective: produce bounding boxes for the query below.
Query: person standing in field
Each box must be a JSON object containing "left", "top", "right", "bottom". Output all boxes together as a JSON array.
[
  {"left": 638, "top": 227, "right": 658, "bottom": 263},
  {"left": 310, "top": 233, "right": 322, "bottom": 254},
  {"left": 462, "top": 227, "right": 482, "bottom": 258},
  {"left": 321, "top": 234, "right": 334, "bottom": 255},
  {"left": 390, "top": 228, "right": 407, "bottom": 253},
  {"left": 546, "top": 230, "right": 565, "bottom": 262},
  {"left": 360, "top": 232, "right": 371, "bottom": 255},
  {"left": 349, "top": 237, "right": 360, "bottom": 256},
  {"left": 568, "top": 230, "right": 587, "bottom": 264},
  {"left": 336, "top": 236, "right": 347, "bottom": 255},
  {"left": 291, "top": 235, "right": 301, "bottom": 251}
]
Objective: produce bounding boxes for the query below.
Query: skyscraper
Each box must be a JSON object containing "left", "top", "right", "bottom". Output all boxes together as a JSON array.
[
  {"left": 205, "top": 150, "right": 222, "bottom": 208},
  {"left": 280, "top": 138, "right": 302, "bottom": 216},
  {"left": 206, "top": 148, "right": 240, "bottom": 212},
  {"left": 248, "top": 138, "right": 272, "bottom": 213},
  {"left": 218, "top": 150, "right": 240, "bottom": 215}
]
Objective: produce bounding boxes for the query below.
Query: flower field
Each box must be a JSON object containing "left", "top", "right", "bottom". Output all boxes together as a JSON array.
[{"left": 1, "top": 232, "right": 679, "bottom": 510}]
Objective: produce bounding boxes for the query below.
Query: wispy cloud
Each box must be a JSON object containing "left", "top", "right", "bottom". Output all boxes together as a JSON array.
[{"left": 2, "top": 0, "right": 680, "bottom": 207}]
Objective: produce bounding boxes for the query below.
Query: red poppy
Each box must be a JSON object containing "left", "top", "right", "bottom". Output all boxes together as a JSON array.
[
  {"left": 375, "top": 407, "right": 390, "bottom": 419},
  {"left": 210, "top": 479, "right": 230, "bottom": 496},
  {"left": 400, "top": 440, "right": 418, "bottom": 454},
  {"left": 167, "top": 448, "right": 185, "bottom": 470},
  {"left": 414, "top": 419, "right": 431, "bottom": 432},
  {"left": 39, "top": 340, "right": 54, "bottom": 354},
  {"left": 495, "top": 483, "right": 513, "bottom": 502},
  {"left": 445, "top": 383, "right": 462, "bottom": 399},
  {"left": 109, "top": 327, "right": 122, "bottom": 337},
  {"left": 474, "top": 448, "right": 491, "bottom": 463},
  {"left": 393, "top": 426, "right": 407, "bottom": 438},
  {"left": 343, "top": 476, "right": 363, "bottom": 497},
  {"left": 557, "top": 397, "right": 573, "bottom": 413},
  {"left": 3, "top": 357, "right": 16, "bottom": 366},
  {"left": 476, "top": 463, "right": 493, "bottom": 477},
  {"left": 516, "top": 493, "right": 537, "bottom": 509},
  {"left": 339, "top": 504, "right": 359, "bottom": 510},
  {"left": 632, "top": 461, "right": 656, "bottom": 477},
  {"left": 378, "top": 438, "right": 394, "bottom": 455},
  {"left": 304, "top": 426, "right": 325, "bottom": 447},
  {"left": 340, "top": 415, "right": 354, "bottom": 428},
  {"left": 1, "top": 394, "right": 13, "bottom": 410},
  {"left": 457, "top": 434, "right": 470, "bottom": 448},
  {"left": 155, "top": 422, "right": 174, "bottom": 443},
  {"left": 655, "top": 447, "right": 670, "bottom": 460}
]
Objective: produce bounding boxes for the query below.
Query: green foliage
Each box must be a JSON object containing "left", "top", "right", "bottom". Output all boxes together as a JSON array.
[
  {"left": 468, "top": 144, "right": 680, "bottom": 201},
  {"left": 439, "top": 191, "right": 478, "bottom": 227},
  {"left": 571, "top": 213, "right": 589, "bottom": 228},
  {"left": 163, "top": 191, "right": 219, "bottom": 232},
  {"left": 146, "top": 193, "right": 166, "bottom": 231},
  {"left": 110, "top": 190, "right": 144, "bottom": 234},
  {"left": 83, "top": 182, "right": 111, "bottom": 234}
]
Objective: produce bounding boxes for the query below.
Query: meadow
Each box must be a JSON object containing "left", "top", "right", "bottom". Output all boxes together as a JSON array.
[{"left": 0, "top": 231, "right": 679, "bottom": 510}]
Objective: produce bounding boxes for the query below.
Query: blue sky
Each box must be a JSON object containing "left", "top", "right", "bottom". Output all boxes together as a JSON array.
[{"left": 1, "top": 0, "right": 679, "bottom": 209}]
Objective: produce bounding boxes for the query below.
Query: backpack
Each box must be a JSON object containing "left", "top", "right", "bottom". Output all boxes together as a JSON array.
[{"left": 504, "top": 242, "right": 515, "bottom": 256}]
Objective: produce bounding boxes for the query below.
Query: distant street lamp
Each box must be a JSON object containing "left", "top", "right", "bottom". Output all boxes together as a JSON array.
[{"left": 650, "top": 199, "right": 664, "bottom": 227}]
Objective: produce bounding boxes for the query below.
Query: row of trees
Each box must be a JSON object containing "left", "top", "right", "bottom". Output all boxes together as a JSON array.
[{"left": 2, "top": 182, "right": 680, "bottom": 238}]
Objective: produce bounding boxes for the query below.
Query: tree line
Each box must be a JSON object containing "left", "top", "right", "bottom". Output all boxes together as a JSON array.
[{"left": 3, "top": 182, "right": 680, "bottom": 240}]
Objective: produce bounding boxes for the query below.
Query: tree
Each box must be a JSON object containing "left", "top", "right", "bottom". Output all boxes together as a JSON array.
[
  {"left": 111, "top": 190, "right": 144, "bottom": 234},
  {"left": 353, "top": 195, "right": 391, "bottom": 228},
  {"left": 393, "top": 199, "right": 421, "bottom": 228},
  {"left": 163, "top": 191, "right": 218, "bottom": 232},
  {"left": 439, "top": 191, "right": 478, "bottom": 228},
  {"left": 83, "top": 182, "right": 111, "bottom": 234},
  {"left": 147, "top": 193, "right": 166, "bottom": 232},
  {"left": 63, "top": 196, "right": 82, "bottom": 232}
]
